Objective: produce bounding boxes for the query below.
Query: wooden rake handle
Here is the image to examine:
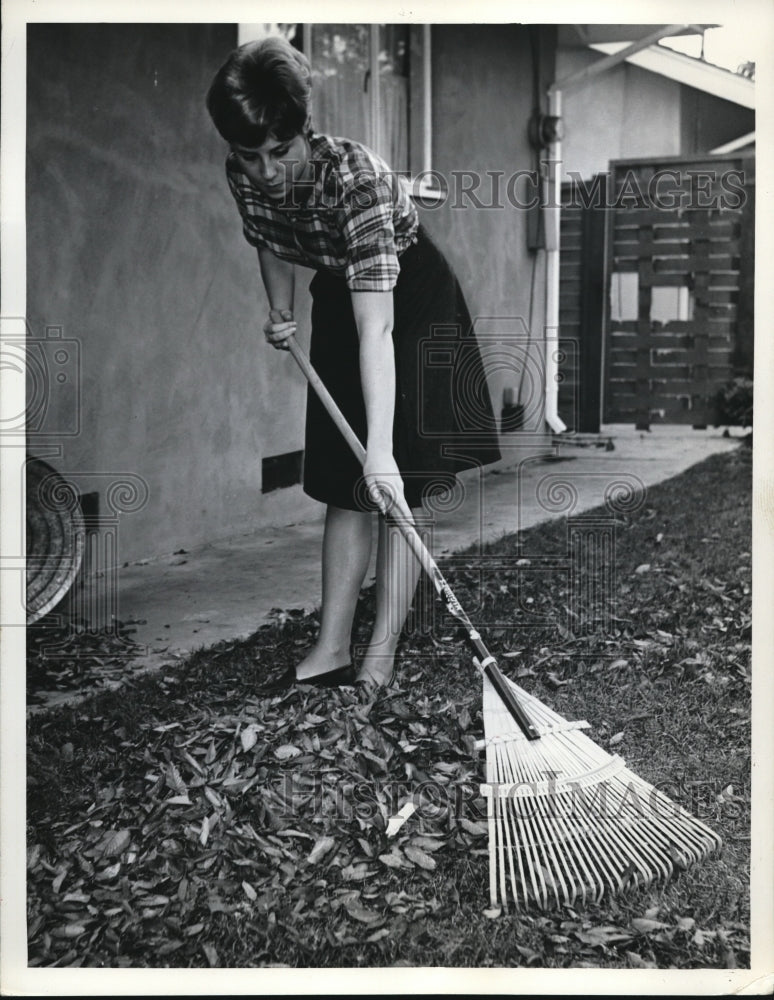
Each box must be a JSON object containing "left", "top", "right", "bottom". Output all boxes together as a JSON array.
[{"left": 286, "top": 335, "right": 539, "bottom": 740}]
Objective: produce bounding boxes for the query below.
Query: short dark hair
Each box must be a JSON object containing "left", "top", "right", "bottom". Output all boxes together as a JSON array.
[{"left": 206, "top": 36, "right": 312, "bottom": 146}]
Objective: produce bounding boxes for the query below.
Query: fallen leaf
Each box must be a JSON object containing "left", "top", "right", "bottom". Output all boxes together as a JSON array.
[
  {"left": 386, "top": 801, "right": 416, "bottom": 837},
  {"left": 667, "top": 844, "right": 689, "bottom": 870},
  {"left": 575, "top": 925, "right": 633, "bottom": 947},
  {"left": 141, "top": 894, "right": 171, "bottom": 907},
  {"left": 158, "top": 940, "right": 184, "bottom": 956},
  {"left": 51, "top": 923, "right": 87, "bottom": 939},
  {"left": 165, "top": 763, "right": 187, "bottom": 796},
  {"left": 609, "top": 731, "right": 625, "bottom": 746},
  {"left": 240, "top": 724, "right": 260, "bottom": 753},
  {"left": 404, "top": 846, "right": 436, "bottom": 870},
  {"left": 457, "top": 706, "right": 472, "bottom": 730},
  {"left": 632, "top": 917, "right": 669, "bottom": 934},
  {"left": 345, "top": 901, "right": 383, "bottom": 925},
  {"left": 96, "top": 829, "right": 131, "bottom": 859},
  {"left": 204, "top": 787, "right": 222, "bottom": 809},
  {"left": 95, "top": 862, "right": 121, "bottom": 881},
  {"left": 626, "top": 951, "right": 656, "bottom": 968},
  {"left": 378, "top": 853, "right": 405, "bottom": 870},
  {"left": 242, "top": 880, "right": 257, "bottom": 901},
  {"left": 202, "top": 943, "right": 219, "bottom": 967},
  {"left": 410, "top": 836, "right": 445, "bottom": 852},
  {"left": 307, "top": 836, "right": 336, "bottom": 864},
  {"left": 356, "top": 837, "right": 374, "bottom": 858},
  {"left": 366, "top": 928, "right": 391, "bottom": 942},
  {"left": 274, "top": 745, "right": 302, "bottom": 761},
  {"left": 27, "top": 844, "right": 42, "bottom": 871},
  {"left": 635, "top": 564, "right": 651, "bottom": 574},
  {"left": 340, "top": 863, "right": 373, "bottom": 881}
]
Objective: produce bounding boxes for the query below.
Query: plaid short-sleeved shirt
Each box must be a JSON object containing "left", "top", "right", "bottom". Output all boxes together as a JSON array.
[{"left": 225, "top": 131, "right": 419, "bottom": 292}]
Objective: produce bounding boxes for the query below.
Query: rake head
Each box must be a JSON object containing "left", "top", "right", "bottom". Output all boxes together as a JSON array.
[{"left": 478, "top": 675, "right": 723, "bottom": 911}]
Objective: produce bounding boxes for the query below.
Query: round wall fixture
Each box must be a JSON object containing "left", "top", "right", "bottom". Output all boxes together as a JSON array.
[
  {"left": 528, "top": 111, "right": 564, "bottom": 150},
  {"left": 26, "top": 457, "right": 85, "bottom": 624}
]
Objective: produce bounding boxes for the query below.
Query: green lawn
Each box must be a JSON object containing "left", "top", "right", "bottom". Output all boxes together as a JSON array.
[{"left": 27, "top": 447, "right": 751, "bottom": 968}]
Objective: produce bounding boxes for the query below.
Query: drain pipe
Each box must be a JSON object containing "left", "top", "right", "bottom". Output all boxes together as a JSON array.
[{"left": 543, "top": 86, "right": 566, "bottom": 434}]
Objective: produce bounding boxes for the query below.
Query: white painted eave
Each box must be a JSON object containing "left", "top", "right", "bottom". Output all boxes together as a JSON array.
[
  {"left": 710, "top": 131, "right": 756, "bottom": 155},
  {"left": 590, "top": 41, "right": 755, "bottom": 109}
]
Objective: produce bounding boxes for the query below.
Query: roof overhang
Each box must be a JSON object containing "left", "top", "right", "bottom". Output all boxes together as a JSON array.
[
  {"left": 710, "top": 131, "right": 756, "bottom": 155},
  {"left": 589, "top": 40, "right": 755, "bottom": 108},
  {"left": 559, "top": 24, "right": 713, "bottom": 47}
]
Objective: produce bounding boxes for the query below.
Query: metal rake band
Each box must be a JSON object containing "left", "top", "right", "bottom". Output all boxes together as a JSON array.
[
  {"left": 475, "top": 720, "right": 591, "bottom": 748},
  {"left": 481, "top": 755, "right": 628, "bottom": 799}
]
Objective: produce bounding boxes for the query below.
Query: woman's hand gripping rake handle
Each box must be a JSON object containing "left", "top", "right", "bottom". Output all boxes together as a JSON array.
[{"left": 286, "top": 335, "right": 540, "bottom": 741}]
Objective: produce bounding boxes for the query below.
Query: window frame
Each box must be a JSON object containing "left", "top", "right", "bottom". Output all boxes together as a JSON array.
[{"left": 237, "top": 22, "right": 441, "bottom": 201}]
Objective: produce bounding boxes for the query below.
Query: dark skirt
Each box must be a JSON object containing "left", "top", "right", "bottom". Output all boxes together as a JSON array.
[{"left": 303, "top": 225, "right": 502, "bottom": 511}]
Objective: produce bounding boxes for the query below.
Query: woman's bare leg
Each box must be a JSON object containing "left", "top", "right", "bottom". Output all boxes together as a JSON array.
[
  {"left": 295, "top": 504, "right": 372, "bottom": 679},
  {"left": 357, "top": 513, "right": 421, "bottom": 687}
]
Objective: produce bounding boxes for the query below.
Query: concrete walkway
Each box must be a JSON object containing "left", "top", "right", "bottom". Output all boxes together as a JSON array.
[{"left": 112, "top": 424, "right": 740, "bottom": 674}]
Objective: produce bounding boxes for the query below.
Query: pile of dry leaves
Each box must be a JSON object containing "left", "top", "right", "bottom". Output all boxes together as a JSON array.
[{"left": 26, "top": 449, "right": 752, "bottom": 968}]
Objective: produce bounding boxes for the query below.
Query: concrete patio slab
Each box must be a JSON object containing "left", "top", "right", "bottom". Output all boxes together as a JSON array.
[{"left": 111, "top": 424, "right": 741, "bottom": 674}]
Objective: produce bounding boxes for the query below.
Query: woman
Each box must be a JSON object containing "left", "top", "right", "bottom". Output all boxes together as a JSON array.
[{"left": 206, "top": 35, "right": 501, "bottom": 691}]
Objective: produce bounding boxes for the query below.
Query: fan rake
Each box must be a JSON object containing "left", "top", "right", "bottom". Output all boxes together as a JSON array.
[
  {"left": 285, "top": 335, "right": 722, "bottom": 911},
  {"left": 478, "top": 675, "right": 722, "bottom": 910}
]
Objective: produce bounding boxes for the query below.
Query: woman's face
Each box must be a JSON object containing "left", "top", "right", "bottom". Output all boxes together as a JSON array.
[{"left": 231, "top": 132, "right": 310, "bottom": 200}]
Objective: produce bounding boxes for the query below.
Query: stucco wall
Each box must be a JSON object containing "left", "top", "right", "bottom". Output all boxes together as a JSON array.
[
  {"left": 422, "top": 24, "right": 554, "bottom": 444},
  {"left": 27, "top": 24, "right": 321, "bottom": 566},
  {"left": 557, "top": 46, "right": 754, "bottom": 181},
  {"left": 557, "top": 47, "right": 683, "bottom": 182},
  {"left": 27, "top": 23, "right": 555, "bottom": 567}
]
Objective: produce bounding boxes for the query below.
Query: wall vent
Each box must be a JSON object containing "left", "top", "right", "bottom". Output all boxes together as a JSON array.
[{"left": 261, "top": 450, "right": 304, "bottom": 494}]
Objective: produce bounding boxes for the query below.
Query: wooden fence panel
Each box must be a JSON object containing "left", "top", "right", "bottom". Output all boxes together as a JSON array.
[
  {"left": 603, "top": 154, "right": 754, "bottom": 427},
  {"left": 559, "top": 175, "right": 607, "bottom": 432}
]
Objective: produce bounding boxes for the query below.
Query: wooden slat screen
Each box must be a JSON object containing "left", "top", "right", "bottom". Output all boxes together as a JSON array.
[{"left": 604, "top": 154, "right": 754, "bottom": 427}]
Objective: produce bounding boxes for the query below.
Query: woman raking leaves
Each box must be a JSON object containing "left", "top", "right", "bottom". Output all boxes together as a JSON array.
[{"left": 206, "top": 36, "right": 501, "bottom": 692}]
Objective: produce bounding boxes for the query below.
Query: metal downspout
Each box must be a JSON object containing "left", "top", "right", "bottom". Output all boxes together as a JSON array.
[{"left": 543, "top": 86, "right": 566, "bottom": 433}]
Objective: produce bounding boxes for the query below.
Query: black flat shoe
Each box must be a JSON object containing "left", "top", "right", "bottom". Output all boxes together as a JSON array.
[{"left": 257, "top": 663, "right": 356, "bottom": 694}]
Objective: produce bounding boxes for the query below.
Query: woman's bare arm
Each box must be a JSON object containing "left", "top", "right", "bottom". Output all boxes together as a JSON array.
[
  {"left": 350, "top": 290, "right": 404, "bottom": 507},
  {"left": 258, "top": 247, "right": 296, "bottom": 349}
]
